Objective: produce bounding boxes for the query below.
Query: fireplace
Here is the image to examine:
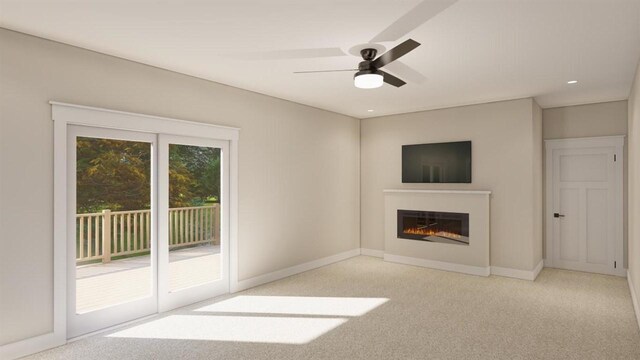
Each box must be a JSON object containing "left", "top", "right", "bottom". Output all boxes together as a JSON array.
[{"left": 397, "top": 209, "right": 469, "bottom": 245}]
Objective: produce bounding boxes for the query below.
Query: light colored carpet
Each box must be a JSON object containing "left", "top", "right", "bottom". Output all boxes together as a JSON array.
[{"left": 27, "top": 256, "right": 640, "bottom": 359}]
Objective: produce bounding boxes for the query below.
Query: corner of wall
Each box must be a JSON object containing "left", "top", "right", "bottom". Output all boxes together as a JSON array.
[
  {"left": 628, "top": 57, "right": 640, "bottom": 329},
  {"left": 358, "top": 116, "right": 363, "bottom": 250},
  {"left": 532, "top": 99, "right": 544, "bottom": 270}
]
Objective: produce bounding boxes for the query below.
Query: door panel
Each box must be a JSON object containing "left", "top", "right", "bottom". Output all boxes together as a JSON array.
[
  {"left": 586, "top": 189, "right": 608, "bottom": 265},
  {"left": 68, "top": 126, "right": 158, "bottom": 338},
  {"left": 559, "top": 153, "right": 608, "bottom": 182},
  {"left": 550, "top": 143, "right": 621, "bottom": 276},
  {"left": 158, "top": 135, "right": 230, "bottom": 312},
  {"left": 558, "top": 188, "right": 579, "bottom": 262},
  {"left": 167, "top": 143, "right": 222, "bottom": 292}
]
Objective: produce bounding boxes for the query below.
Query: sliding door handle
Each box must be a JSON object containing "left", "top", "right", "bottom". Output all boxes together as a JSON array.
[{"left": 553, "top": 213, "right": 565, "bottom": 218}]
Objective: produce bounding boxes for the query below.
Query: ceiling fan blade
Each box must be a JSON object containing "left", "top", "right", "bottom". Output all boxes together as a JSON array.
[
  {"left": 370, "top": 0, "right": 458, "bottom": 43},
  {"left": 229, "top": 47, "right": 347, "bottom": 60},
  {"left": 381, "top": 71, "right": 407, "bottom": 87},
  {"left": 371, "top": 39, "right": 421, "bottom": 69},
  {"left": 383, "top": 61, "right": 427, "bottom": 84},
  {"left": 294, "top": 69, "right": 357, "bottom": 74}
]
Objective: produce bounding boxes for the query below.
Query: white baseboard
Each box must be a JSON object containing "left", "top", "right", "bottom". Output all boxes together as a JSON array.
[
  {"left": 491, "top": 259, "right": 544, "bottom": 281},
  {"left": 383, "top": 253, "right": 490, "bottom": 277},
  {"left": 360, "top": 248, "right": 384, "bottom": 258},
  {"left": 532, "top": 259, "right": 544, "bottom": 280},
  {"left": 0, "top": 331, "right": 64, "bottom": 360},
  {"left": 233, "top": 248, "right": 361, "bottom": 292},
  {"left": 628, "top": 270, "right": 640, "bottom": 331}
]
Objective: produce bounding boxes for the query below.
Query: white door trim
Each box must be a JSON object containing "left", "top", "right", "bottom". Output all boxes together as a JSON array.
[
  {"left": 49, "top": 102, "right": 240, "bottom": 347},
  {"left": 544, "top": 135, "right": 625, "bottom": 276}
]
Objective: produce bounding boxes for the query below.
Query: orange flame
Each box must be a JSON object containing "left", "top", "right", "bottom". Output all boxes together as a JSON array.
[{"left": 403, "top": 227, "right": 462, "bottom": 239}]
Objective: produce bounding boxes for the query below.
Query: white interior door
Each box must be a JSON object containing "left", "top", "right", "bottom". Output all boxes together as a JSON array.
[
  {"left": 547, "top": 137, "right": 624, "bottom": 276},
  {"left": 158, "top": 134, "right": 230, "bottom": 311},
  {"left": 67, "top": 125, "right": 158, "bottom": 338}
]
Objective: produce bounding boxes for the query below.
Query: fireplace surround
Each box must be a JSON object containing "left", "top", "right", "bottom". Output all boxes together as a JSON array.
[{"left": 384, "top": 189, "right": 491, "bottom": 276}]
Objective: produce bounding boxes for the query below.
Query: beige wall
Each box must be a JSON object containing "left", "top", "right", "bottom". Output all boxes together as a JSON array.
[
  {"left": 361, "top": 98, "right": 542, "bottom": 271},
  {"left": 542, "top": 100, "right": 629, "bottom": 266},
  {"left": 629, "top": 60, "right": 640, "bottom": 308},
  {"left": 543, "top": 101, "right": 629, "bottom": 139},
  {"left": 0, "top": 29, "right": 360, "bottom": 345}
]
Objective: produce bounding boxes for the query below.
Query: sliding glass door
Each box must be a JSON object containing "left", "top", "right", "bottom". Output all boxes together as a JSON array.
[
  {"left": 67, "top": 128, "right": 230, "bottom": 338},
  {"left": 158, "top": 135, "right": 230, "bottom": 311},
  {"left": 67, "top": 125, "right": 158, "bottom": 338}
]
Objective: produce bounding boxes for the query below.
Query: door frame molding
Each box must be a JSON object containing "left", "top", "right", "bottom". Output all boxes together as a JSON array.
[
  {"left": 50, "top": 101, "right": 240, "bottom": 345},
  {"left": 544, "top": 135, "right": 625, "bottom": 275}
]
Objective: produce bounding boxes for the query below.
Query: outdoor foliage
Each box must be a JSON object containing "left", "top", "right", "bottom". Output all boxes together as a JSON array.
[
  {"left": 76, "top": 137, "right": 220, "bottom": 213},
  {"left": 169, "top": 144, "right": 221, "bottom": 208}
]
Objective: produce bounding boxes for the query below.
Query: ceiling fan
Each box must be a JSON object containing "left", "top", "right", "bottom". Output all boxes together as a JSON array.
[
  {"left": 228, "top": 0, "right": 458, "bottom": 89},
  {"left": 294, "top": 39, "right": 421, "bottom": 89},
  {"left": 293, "top": 0, "right": 458, "bottom": 89}
]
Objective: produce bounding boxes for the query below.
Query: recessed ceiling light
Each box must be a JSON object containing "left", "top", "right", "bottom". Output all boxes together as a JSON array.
[
  {"left": 367, "top": 109, "right": 374, "bottom": 112},
  {"left": 567, "top": 80, "right": 578, "bottom": 84}
]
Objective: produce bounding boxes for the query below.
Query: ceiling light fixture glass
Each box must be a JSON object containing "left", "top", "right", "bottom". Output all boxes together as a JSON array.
[
  {"left": 354, "top": 70, "right": 383, "bottom": 89},
  {"left": 567, "top": 80, "right": 578, "bottom": 84}
]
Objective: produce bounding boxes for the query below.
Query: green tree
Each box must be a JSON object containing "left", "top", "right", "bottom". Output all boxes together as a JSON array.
[
  {"left": 76, "top": 137, "right": 151, "bottom": 213},
  {"left": 168, "top": 144, "right": 220, "bottom": 207},
  {"left": 76, "top": 138, "right": 220, "bottom": 213}
]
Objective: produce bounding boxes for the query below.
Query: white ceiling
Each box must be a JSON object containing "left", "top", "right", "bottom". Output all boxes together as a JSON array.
[{"left": 1, "top": 0, "right": 640, "bottom": 118}]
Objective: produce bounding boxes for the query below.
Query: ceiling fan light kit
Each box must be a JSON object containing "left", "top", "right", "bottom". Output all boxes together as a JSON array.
[{"left": 354, "top": 70, "right": 384, "bottom": 89}]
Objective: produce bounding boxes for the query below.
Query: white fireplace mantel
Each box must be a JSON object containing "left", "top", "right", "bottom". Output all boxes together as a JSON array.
[{"left": 383, "top": 189, "right": 491, "bottom": 276}]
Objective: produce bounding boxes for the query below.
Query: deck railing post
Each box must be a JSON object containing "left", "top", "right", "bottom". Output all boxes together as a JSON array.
[
  {"left": 214, "top": 204, "right": 220, "bottom": 246},
  {"left": 102, "top": 209, "right": 111, "bottom": 263}
]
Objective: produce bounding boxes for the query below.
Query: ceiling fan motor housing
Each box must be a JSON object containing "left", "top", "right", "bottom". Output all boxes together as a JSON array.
[
  {"left": 360, "top": 48, "right": 378, "bottom": 61},
  {"left": 356, "top": 48, "right": 380, "bottom": 80}
]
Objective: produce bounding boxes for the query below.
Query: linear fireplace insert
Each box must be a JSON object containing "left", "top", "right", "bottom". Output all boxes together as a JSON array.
[{"left": 397, "top": 209, "right": 469, "bottom": 245}]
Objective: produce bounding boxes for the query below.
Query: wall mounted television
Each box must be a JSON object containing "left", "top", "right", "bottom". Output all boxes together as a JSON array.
[{"left": 402, "top": 141, "right": 471, "bottom": 183}]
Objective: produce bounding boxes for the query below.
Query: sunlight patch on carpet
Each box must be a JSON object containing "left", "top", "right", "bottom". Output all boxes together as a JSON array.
[
  {"left": 195, "top": 295, "right": 389, "bottom": 316},
  {"left": 107, "top": 315, "right": 347, "bottom": 344}
]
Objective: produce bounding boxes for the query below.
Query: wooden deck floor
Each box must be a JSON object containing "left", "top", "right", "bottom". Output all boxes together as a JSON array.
[{"left": 76, "top": 244, "right": 220, "bottom": 313}]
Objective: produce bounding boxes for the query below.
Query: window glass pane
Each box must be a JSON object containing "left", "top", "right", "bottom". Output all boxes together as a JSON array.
[
  {"left": 75, "top": 137, "right": 152, "bottom": 313},
  {"left": 168, "top": 144, "right": 221, "bottom": 291}
]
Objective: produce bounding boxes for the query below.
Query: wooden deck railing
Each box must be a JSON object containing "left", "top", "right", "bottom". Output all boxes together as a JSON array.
[{"left": 76, "top": 205, "right": 220, "bottom": 264}]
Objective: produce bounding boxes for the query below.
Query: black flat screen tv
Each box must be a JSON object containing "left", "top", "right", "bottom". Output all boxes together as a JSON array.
[{"left": 402, "top": 141, "right": 471, "bottom": 183}]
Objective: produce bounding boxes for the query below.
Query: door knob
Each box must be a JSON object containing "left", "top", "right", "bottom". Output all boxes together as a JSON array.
[{"left": 554, "top": 213, "right": 565, "bottom": 218}]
